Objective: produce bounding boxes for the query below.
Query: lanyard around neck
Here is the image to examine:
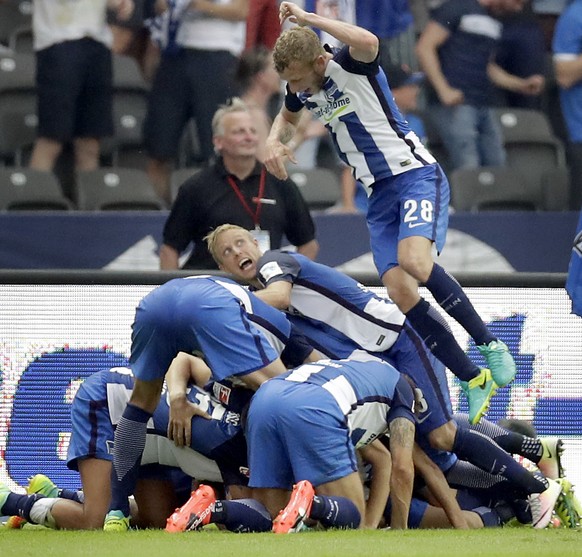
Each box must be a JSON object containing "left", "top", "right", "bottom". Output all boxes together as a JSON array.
[{"left": 226, "top": 167, "right": 266, "bottom": 228}]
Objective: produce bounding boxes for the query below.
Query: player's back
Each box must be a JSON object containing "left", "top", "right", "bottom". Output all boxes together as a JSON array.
[
  {"left": 278, "top": 357, "right": 410, "bottom": 448},
  {"left": 258, "top": 251, "right": 404, "bottom": 352}
]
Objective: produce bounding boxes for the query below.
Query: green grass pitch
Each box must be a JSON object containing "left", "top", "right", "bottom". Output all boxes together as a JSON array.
[{"left": 1, "top": 527, "right": 581, "bottom": 557}]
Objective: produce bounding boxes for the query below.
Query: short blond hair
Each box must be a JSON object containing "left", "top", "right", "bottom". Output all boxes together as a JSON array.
[
  {"left": 273, "top": 27, "right": 326, "bottom": 73},
  {"left": 211, "top": 97, "right": 250, "bottom": 137},
  {"left": 204, "top": 224, "right": 253, "bottom": 264}
]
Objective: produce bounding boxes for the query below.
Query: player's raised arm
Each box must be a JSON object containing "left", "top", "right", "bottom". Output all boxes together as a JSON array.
[{"left": 278, "top": 1, "right": 378, "bottom": 63}]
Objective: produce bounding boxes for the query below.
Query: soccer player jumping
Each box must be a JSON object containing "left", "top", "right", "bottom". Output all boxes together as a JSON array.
[{"left": 263, "top": 2, "right": 516, "bottom": 424}]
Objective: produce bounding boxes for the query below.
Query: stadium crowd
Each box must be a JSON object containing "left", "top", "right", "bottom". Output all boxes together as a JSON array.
[{"left": 0, "top": 0, "right": 579, "bottom": 212}]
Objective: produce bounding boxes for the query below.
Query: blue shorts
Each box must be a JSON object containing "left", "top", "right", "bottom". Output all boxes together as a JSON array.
[
  {"left": 367, "top": 164, "right": 450, "bottom": 276},
  {"left": 67, "top": 372, "right": 115, "bottom": 471},
  {"left": 384, "top": 322, "right": 453, "bottom": 437},
  {"left": 246, "top": 380, "right": 358, "bottom": 490},
  {"left": 131, "top": 278, "right": 279, "bottom": 382},
  {"left": 384, "top": 496, "right": 429, "bottom": 529}
]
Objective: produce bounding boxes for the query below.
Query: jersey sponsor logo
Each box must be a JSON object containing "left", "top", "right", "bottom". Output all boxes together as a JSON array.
[{"left": 313, "top": 96, "right": 352, "bottom": 122}]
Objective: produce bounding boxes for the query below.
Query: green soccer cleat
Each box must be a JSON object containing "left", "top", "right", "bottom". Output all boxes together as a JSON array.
[
  {"left": 461, "top": 368, "right": 497, "bottom": 425},
  {"left": 103, "top": 510, "right": 131, "bottom": 532},
  {"left": 477, "top": 340, "right": 516, "bottom": 388},
  {"left": 27, "top": 474, "right": 59, "bottom": 498},
  {"left": 554, "top": 478, "right": 581, "bottom": 528}
]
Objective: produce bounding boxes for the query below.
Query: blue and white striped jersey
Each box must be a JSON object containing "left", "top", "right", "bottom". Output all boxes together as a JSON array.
[
  {"left": 277, "top": 358, "right": 414, "bottom": 449},
  {"left": 256, "top": 251, "right": 404, "bottom": 354},
  {"left": 285, "top": 45, "right": 436, "bottom": 189}
]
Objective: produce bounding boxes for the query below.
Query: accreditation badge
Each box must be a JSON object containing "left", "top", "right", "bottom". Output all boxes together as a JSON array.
[{"left": 251, "top": 227, "right": 271, "bottom": 253}]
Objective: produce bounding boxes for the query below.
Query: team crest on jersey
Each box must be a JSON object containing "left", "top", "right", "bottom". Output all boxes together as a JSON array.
[{"left": 323, "top": 80, "right": 342, "bottom": 103}]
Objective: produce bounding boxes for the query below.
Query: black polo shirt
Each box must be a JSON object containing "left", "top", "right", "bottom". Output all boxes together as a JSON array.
[{"left": 163, "top": 157, "right": 317, "bottom": 269}]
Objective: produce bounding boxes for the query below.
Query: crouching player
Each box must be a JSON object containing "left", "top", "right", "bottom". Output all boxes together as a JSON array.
[
  {"left": 0, "top": 353, "right": 251, "bottom": 529},
  {"left": 165, "top": 357, "right": 469, "bottom": 533}
]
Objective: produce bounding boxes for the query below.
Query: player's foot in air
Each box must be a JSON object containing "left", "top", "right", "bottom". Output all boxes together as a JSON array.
[
  {"left": 103, "top": 510, "right": 131, "bottom": 532},
  {"left": 477, "top": 340, "right": 516, "bottom": 387},
  {"left": 538, "top": 438, "right": 565, "bottom": 480},
  {"left": 165, "top": 484, "right": 216, "bottom": 533},
  {"left": 272, "top": 480, "right": 315, "bottom": 534},
  {"left": 461, "top": 368, "right": 497, "bottom": 425}
]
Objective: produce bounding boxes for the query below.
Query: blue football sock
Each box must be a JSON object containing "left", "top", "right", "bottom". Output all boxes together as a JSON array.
[
  {"left": 424, "top": 263, "right": 495, "bottom": 347},
  {"left": 109, "top": 403, "right": 151, "bottom": 515},
  {"left": 58, "top": 488, "right": 83, "bottom": 504},
  {"left": 1, "top": 493, "right": 44, "bottom": 521},
  {"left": 453, "top": 425, "right": 546, "bottom": 496},
  {"left": 212, "top": 499, "right": 272, "bottom": 533},
  {"left": 456, "top": 413, "right": 543, "bottom": 463},
  {"left": 310, "top": 495, "right": 360, "bottom": 529},
  {"left": 406, "top": 298, "right": 480, "bottom": 381},
  {"left": 473, "top": 506, "right": 502, "bottom": 527}
]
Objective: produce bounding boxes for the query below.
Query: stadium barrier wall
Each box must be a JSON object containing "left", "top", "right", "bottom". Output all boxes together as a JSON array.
[{"left": 1, "top": 271, "right": 580, "bottom": 494}]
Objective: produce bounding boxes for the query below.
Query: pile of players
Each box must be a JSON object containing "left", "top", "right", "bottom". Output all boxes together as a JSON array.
[
  {"left": 2, "top": 224, "right": 580, "bottom": 533},
  {"left": 2, "top": 2, "right": 581, "bottom": 534}
]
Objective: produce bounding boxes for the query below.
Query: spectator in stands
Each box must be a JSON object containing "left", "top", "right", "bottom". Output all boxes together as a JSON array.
[
  {"left": 553, "top": 0, "right": 582, "bottom": 210},
  {"left": 416, "top": 0, "right": 545, "bottom": 171},
  {"left": 108, "top": 0, "right": 160, "bottom": 82},
  {"left": 159, "top": 97, "right": 319, "bottom": 270},
  {"left": 354, "top": 0, "right": 419, "bottom": 71},
  {"left": 144, "top": 0, "right": 249, "bottom": 205},
  {"left": 494, "top": 7, "right": 546, "bottom": 109},
  {"left": 28, "top": 0, "right": 134, "bottom": 177}
]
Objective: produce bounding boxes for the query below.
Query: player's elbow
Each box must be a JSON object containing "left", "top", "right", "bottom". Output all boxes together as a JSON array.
[{"left": 361, "top": 32, "right": 379, "bottom": 57}]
